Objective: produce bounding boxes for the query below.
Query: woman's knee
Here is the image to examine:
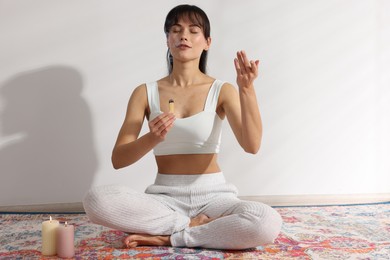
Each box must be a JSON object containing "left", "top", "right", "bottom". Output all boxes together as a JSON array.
[
  {"left": 82, "top": 185, "right": 123, "bottom": 222},
  {"left": 240, "top": 201, "right": 283, "bottom": 246},
  {"left": 82, "top": 186, "right": 103, "bottom": 222},
  {"left": 253, "top": 205, "right": 282, "bottom": 245}
]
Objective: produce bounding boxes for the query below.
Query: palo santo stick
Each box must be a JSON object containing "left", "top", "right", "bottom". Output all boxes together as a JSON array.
[{"left": 169, "top": 99, "right": 174, "bottom": 113}]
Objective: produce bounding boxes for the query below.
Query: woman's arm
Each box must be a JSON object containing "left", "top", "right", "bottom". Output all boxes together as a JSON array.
[
  {"left": 220, "top": 50, "right": 262, "bottom": 154},
  {"left": 111, "top": 84, "right": 175, "bottom": 169}
]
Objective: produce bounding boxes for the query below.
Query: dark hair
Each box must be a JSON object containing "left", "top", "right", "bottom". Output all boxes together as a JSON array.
[{"left": 164, "top": 4, "right": 211, "bottom": 74}]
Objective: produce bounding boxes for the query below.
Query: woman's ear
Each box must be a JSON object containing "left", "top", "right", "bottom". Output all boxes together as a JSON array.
[{"left": 204, "top": 37, "right": 212, "bottom": 51}]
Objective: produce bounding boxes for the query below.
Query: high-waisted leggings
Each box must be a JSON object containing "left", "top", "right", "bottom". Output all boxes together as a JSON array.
[{"left": 83, "top": 172, "right": 282, "bottom": 250}]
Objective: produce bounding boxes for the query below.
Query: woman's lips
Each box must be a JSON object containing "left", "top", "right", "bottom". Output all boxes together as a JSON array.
[{"left": 176, "top": 44, "right": 191, "bottom": 49}]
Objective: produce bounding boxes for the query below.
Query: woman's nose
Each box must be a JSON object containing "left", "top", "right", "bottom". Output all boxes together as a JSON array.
[{"left": 179, "top": 30, "right": 188, "bottom": 41}]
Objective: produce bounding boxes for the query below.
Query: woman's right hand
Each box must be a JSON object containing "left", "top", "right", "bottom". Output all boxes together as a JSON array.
[{"left": 148, "top": 113, "right": 176, "bottom": 141}]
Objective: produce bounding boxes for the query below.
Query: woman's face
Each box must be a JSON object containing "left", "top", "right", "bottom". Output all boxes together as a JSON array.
[{"left": 167, "top": 17, "right": 211, "bottom": 65}]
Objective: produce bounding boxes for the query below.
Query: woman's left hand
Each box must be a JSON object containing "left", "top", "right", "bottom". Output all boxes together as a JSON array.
[{"left": 234, "top": 50, "right": 259, "bottom": 89}]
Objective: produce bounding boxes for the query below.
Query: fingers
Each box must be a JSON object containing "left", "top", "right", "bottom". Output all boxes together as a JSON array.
[
  {"left": 149, "top": 113, "right": 175, "bottom": 139},
  {"left": 234, "top": 50, "right": 259, "bottom": 76},
  {"left": 150, "top": 113, "right": 175, "bottom": 137},
  {"left": 240, "top": 50, "right": 251, "bottom": 72}
]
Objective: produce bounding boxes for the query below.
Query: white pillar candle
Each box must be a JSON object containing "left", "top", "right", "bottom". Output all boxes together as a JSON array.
[
  {"left": 56, "top": 221, "right": 75, "bottom": 258},
  {"left": 41, "top": 216, "right": 59, "bottom": 256}
]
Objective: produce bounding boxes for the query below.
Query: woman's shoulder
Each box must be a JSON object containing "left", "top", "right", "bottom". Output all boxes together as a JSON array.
[
  {"left": 129, "top": 83, "right": 151, "bottom": 104},
  {"left": 218, "top": 81, "right": 238, "bottom": 102},
  {"left": 131, "top": 83, "right": 147, "bottom": 95},
  {"left": 218, "top": 80, "right": 236, "bottom": 92}
]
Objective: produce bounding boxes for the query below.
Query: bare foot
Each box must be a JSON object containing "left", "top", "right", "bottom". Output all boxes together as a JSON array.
[
  {"left": 189, "top": 214, "right": 215, "bottom": 227},
  {"left": 124, "top": 234, "right": 171, "bottom": 248},
  {"left": 124, "top": 214, "right": 216, "bottom": 248}
]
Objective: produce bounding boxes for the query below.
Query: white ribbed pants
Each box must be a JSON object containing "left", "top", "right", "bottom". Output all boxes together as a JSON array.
[{"left": 83, "top": 172, "right": 282, "bottom": 250}]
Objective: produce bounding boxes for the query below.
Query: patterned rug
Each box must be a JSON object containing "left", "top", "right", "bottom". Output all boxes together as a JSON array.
[{"left": 1, "top": 203, "right": 390, "bottom": 259}]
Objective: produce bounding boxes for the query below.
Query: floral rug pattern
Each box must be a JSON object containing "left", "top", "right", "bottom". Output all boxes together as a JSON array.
[{"left": 1, "top": 203, "right": 390, "bottom": 259}]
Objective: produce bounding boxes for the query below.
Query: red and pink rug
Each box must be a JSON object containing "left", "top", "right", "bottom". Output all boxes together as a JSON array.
[{"left": 1, "top": 203, "right": 390, "bottom": 259}]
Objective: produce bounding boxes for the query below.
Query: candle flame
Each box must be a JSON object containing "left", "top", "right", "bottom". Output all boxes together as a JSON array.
[
  {"left": 65, "top": 221, "right": 68, "bottom": 227},
  {"left": 49, "top": 216, "right": 52, "bottom": 222}
]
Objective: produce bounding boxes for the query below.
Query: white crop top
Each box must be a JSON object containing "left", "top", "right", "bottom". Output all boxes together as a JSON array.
[{"left": 146, "top": 80, "right": 225, "bottom": 156}]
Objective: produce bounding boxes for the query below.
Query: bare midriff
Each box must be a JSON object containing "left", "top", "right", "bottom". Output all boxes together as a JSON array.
[{"left": 155, "top": 154, "right": 220, "bottom": 174}]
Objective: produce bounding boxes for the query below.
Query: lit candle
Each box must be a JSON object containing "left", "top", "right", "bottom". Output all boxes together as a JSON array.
[
  {"left": 56, "top": 221, "right": 75, "bottom": 258},
  {"left": 41, "top": 216, "right": 59, "bottom": 256}
]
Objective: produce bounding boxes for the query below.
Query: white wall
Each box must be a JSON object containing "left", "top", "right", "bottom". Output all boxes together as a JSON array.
[{"left": 1, "top": 0, "right": 389, "bottom": 206}]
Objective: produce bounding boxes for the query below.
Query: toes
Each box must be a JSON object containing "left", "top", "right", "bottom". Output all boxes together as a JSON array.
[
  {"left": 124, "top": 235, "right": 136, "bottom": 248},
  {"left": 200, "top": 214, "right": 210, "bottom": 221},
  {"left": 190, "top": 214, "right": 213, "bottom": 227},
  {"left": 127, "top": 241, "right": 138, "bottom": 248}
]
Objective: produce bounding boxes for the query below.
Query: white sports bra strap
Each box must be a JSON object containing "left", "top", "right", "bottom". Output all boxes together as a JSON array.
[
  {"left": 204, "top": 80, "right": 224, "bottom": 112},
  {"left": 146, "top": 82, "right": 160, "bottom": 114}
]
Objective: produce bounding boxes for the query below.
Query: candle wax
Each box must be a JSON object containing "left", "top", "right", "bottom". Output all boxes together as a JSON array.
[
  {"left": 56, "top": 222, "right": 75, "bottom": 258},
  {"left": 41, "top": 217, "right": 60, "bottom": 256}
]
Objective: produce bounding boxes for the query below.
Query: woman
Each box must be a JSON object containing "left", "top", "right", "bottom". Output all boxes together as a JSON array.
[{"left": 83, "top": 4, "right": 282, "bottom": 250}]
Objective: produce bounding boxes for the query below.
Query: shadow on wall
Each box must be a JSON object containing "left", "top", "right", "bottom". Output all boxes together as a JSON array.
[{"left": 0, "top": 65, "right": 98, "bottom": 206}]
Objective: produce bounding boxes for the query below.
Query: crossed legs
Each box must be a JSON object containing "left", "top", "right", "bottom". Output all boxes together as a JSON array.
[{"left": 83, "top": 185, "right": 282, "bottom": 250}]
